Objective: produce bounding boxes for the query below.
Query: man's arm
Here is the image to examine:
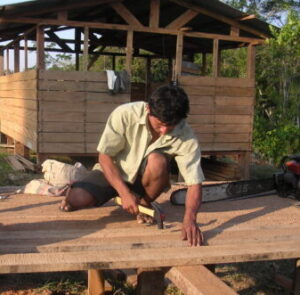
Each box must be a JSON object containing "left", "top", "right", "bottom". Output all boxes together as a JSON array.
[
  {"left": 98, "top": 153, "right": 139, "bottom": 215},
  {"left": 181, "top": 183, "right": 203, "bottom": 246}
]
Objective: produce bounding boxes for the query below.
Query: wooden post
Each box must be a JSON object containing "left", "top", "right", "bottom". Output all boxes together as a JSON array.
[
  {"left": 294, "top": 259, "right": 300, "bottom": 295},
  {"left": 83, "top": 26, "right": 89, "bottom": 71},
  {"left": 14, "top": 41, "right": 20, "bottom": 73},
  {"left": 88, "top": 269, "right": 105, "bottom": 295},
  {"left": 14, "top": 141, "right": 30, "bottom": 158},
  {"left": 36, "top": 25, "right": 45, "bottom": 70},
  {"left": 112, "top": 55, "right": 116, "bottom": 70},
  {"left": 145, "top": 56, "right": 151, "bottom": 99},
  {"left": 136, "top": 268, "right": 165, "bottom": 295},
  {"left": 24, "top": 35, "right": 28, "bottom": 71},
  {"left": 174, "top": 32, "right": 183, "bottom": 82},
  {"left": 213, "top": 39, "right": 220, "bottom": 78},
  {"left": 6, "top": 48, "right": 9, "bottom": 73},
  {"left": 75, "top": 28, "right": 81, "bottom": 71},
  {"left": 247, "top": 44, "right": 256, "bottom": 79},
  {"left": 237, "top": 151, "right": 251, "bottom": 180},
  {"left": 201, "top": 53, "right": 207, "bottom": 75},
  {"left": 0, "top": 49, "right": 4, "bottom": 75},
  {"left": 126, "top": 30, "right": 133, "bottom": 75}
]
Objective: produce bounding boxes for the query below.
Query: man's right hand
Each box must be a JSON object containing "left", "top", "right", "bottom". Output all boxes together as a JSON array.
[{"left": 120, "top": 192, "right": 139, "bottom": 215}]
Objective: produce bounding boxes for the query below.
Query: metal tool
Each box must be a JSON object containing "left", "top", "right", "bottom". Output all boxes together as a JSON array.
[
  {"left": 114, "top": 196, "right": 165, "bottom": 229},
  {"left": 171, "top": 155, "right": 300, "bottom": 205}
]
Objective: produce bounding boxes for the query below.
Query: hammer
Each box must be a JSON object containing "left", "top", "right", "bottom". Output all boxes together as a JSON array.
[{"left": 114, "top": 197, "right": 165, "bottom": 229}]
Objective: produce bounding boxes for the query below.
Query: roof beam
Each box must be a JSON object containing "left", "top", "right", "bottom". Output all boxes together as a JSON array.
[
  {"left": 110, "top": 2, "right": 144, "bottom": 28},
  {"left": 45, "top": 30, "right": 73, "bottom": 52},
  {"left": 0, "top": 16, "right": 264, "bottom": 44},
  {"left": 170, "top": 0, "right": 269, "bottom": 39},
  {"left": 166, "top": 9, "right": 198, "bottom": 30},
  {"left": 6, "top": 0, "right": 123, "bottom": 18},
  {"left": 149, "top": 0, "right": 160, "bottom": 28}
]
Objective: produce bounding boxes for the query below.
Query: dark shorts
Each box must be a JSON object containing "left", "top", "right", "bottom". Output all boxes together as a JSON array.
[{"left": 71, "top": 170, "right": 146, "bottom": 207}]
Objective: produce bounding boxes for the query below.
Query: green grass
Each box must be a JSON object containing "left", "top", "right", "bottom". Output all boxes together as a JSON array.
[{"left": 0, "top": 152, "right": 15, "bottom": 185}]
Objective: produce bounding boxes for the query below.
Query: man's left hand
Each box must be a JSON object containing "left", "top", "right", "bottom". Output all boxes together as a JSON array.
[{"left": 181, "top": 217, "right": 203, "bottom": 246}]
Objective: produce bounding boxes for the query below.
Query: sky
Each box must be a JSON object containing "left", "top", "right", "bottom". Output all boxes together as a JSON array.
[{"left": 0, "top": 0, "right": 36, "bottom": 6}]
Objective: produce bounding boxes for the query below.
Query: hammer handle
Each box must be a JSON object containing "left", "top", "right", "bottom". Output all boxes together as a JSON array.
[{"left": 114, "top": 196, "right": 155, "bottom": 217}]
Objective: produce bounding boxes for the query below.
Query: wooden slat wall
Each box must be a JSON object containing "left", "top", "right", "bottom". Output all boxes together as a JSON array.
[
  {"left": 179, "top": 75, "right": 255, "bottom": 152},
  {"left": 0, "top": 70, "right": 38, "bottom": 151},
  {"left": 38, "top": 70, "right": 130, "bottom": 154}
]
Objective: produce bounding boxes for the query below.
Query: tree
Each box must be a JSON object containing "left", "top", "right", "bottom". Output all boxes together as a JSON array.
[{"left": 253, "top": 11, "right": 300, "bottom": 163}]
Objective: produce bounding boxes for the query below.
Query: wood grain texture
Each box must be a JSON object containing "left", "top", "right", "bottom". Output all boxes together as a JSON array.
[
  {"left": 0, "top": 193, "right": 299, "bottom": 274},
  {"left": 166, "top": 265, "right": 238, "bottom": 295}
]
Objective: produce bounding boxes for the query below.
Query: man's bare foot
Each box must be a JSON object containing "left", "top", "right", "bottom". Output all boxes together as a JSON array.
[
  {"left": 59, "top": 199, "right": 73, "bottom": 212},
  {"left": 136, "top": 213, "right": 154, "bottom": 224}
]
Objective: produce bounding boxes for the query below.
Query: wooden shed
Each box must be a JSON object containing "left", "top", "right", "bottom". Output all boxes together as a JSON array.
[{"left": 0, "top": 0, "right": 272, "bottom": 177}]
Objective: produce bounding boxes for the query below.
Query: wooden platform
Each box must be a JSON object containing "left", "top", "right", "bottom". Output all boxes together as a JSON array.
[{"left": 0, "top": 187, "right": 300, "bottom": 293}]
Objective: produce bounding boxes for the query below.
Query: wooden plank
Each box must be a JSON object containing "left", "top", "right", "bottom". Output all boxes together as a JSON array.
[
  {"left": 39, "top": 142, "right": 85, "bottom": 153},
  {"left": 214, "top": 115, "right": 252, "bottom": 125},
  {"left": 149, "top": 0, "right": 160, "bottom": 28},
  {"left": 5, "top": 155, "right": 26, "bottom": 172},
  {"left": 216, "top": 96, "right": 253, "bottom": 106},
  {"left": 215, "top": 105, "right": 253, "bottom": 115},
  {"left": 39, "top": 70, "right": 107, "bottom": 82},
  {"left": 40, "top": 101, "right": 84, "bottom": 112},
  {"left": 0, "top": 70, "right": 37, "bottom": 83},
  {"left": 166, "top": 9, "right": 198, "bottom": 29},
  {"left": 0, "top": 80, "right": 37, "bottom": 91},
  {"left": 1, "top": 98, "right": 37, "bottom": 110},
  {"left": 166, "top": 265, "right": 238, "bottom": 295},
  {"left": 0, "top": 241, "right": 299, "bottom": 274},
  {"left": 39, "top": 90, "right": 85, "bottom": 102},
  {"left": 39, "top": 122, "right": 84, "bottom": 133},
  {"left": 41, "top": 111, "right": 85, "bottom": 122},
  {"left": 179, "top": 75, "right": 255, "bottom": 88},
  {"left": 182, "top": 86, "right": 215, "bottom": 96},
  {"left": 40, "top": 133, "right": 85, "bottom": 143},
  {"left": 38, "top": 80, "right": 107, "bottom": 92},
  {"left": 110, "top": 2, "right": 143, "bottom": 28},
  {"left": 216, "top": 87, "right": 254, "bottom": 97},
  {"left": 0, "top": 89, "right": 37, "bottom": 99}
]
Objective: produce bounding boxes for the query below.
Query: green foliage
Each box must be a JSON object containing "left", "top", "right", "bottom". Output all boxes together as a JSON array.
[
  {"left": 0, "top": 152, "right": 13, "bottom": 185},
  {"left": 220, "top": 47, "right": 247, "bottom": 78},
  {"left": 253, "top": 11, "right": 300, "bottom": 164},
  {"left": 253, "top": 120, "right": 300, "bottom": 164}
]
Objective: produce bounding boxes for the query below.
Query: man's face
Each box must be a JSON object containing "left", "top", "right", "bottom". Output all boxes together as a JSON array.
[{"left": 148, "top": 114, "right": 176, "bottom": 136}]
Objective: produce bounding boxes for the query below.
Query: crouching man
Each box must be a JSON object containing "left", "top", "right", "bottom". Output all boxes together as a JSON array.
[{"left": 60, "top": 85, "right": 205, "bottom": 246}]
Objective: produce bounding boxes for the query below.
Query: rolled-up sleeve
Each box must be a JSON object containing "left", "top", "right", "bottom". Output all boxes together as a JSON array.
[
  {"left": 97, "top": 108, "right": 126, "bottom": 157},
  {"left": 175, "top": 138, "right": 205, "bottom": 185}
]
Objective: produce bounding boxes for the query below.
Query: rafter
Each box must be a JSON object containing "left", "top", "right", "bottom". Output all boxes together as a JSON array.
[
  {"left": 170, "top": 0, "right": 269, "bottom": 39},
  {"left": 149, "top": 0, "right": 160, "bottom": 28},
  {"left": 7, "top": 0, "right": 124, "bottom": 18},
  {"left": 0, "top": 16, "right": 265, "bottom": 44},
  {"left": 166, "top": 9, "right": 198, "bottom": 30},
  {"left": 45, "top": 31, "right": 73, "bottom": 52},
  {"left": 110, "top": 2, "right": 144, "bottom": 28}
]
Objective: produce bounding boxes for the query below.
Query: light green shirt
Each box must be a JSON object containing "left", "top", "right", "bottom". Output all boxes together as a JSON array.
[{"left": 97, "top": 101, "right": 204, "bottom": 185}]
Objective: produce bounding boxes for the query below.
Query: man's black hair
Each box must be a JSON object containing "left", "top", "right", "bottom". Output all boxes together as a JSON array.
[{"left": 148, "top": 85, "right": 189, "bottom": 125}]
